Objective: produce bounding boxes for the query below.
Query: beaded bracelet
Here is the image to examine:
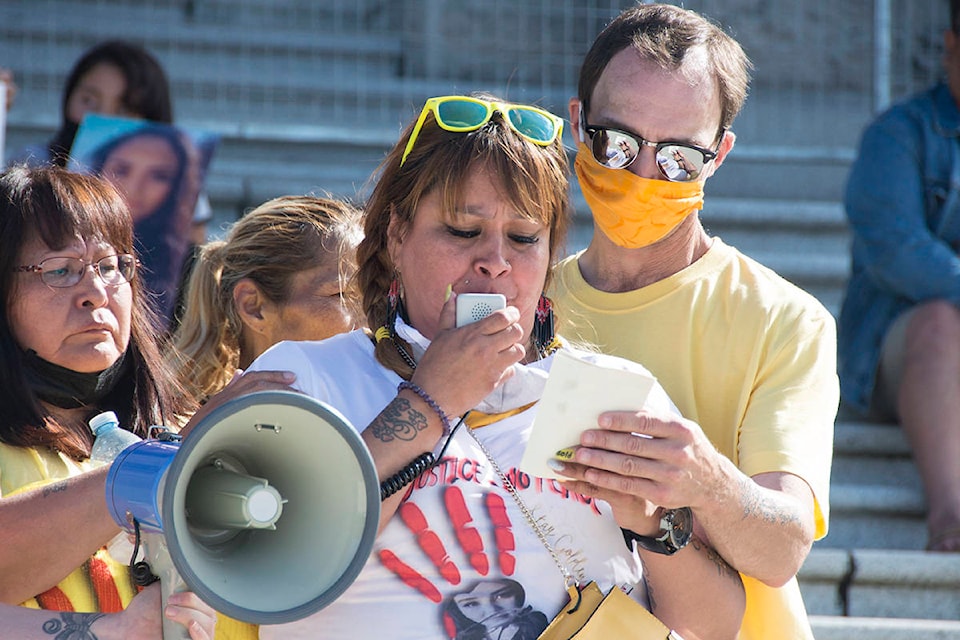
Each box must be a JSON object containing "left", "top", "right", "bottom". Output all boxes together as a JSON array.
[
  {"left": 379, "top": 412, "right": 469, "bottom": 501},
  {"left": 397, "top": 380, "right": 452, "bottom": 436}
]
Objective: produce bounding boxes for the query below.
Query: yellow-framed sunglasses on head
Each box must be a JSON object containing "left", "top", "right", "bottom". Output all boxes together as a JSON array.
[{"left": 400, "top": 95, "right": 564, "bottom": 166}]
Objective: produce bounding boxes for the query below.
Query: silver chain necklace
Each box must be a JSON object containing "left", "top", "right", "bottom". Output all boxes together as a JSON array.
[{"left": 464, "top": 425, "right": 580, "bottom": 588}]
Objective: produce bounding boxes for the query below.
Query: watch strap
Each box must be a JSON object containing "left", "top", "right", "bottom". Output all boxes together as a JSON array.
[
  {"left": 620, "top": 507, "right": 692, "bottom": 556},
  {"left": 621, "top": 526, "right": 676, "bottom": 555}
]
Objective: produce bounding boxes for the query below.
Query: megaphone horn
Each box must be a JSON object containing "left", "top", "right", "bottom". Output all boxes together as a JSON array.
[{"left": 105, "top": 391, "right": 380, "bottom": 637}]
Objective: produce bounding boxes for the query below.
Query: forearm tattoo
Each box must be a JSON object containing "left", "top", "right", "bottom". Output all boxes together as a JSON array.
[
  {"left": 42, "top": 612, "right": 105, "bottom": 639},
  {"left": 690, "top": 535, "right": 744, "bottom": 589},
  {"left": 643, "top": 536, "right": 743, "bottom": 613},
  {"left": 645, "top": 573, "right": 659, "bottom": 614},
  {"left": 739, "top": 476, "right": 801, "bottom": 527},
  {"left": 369, "top": 397, "right": 429, "bottom": 443},
  {"left": 41, "top": 481, "right": 68, "bottom": 498}
]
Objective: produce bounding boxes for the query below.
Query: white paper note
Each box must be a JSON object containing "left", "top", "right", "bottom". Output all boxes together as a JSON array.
[{"left": 520, "top": 350, "right": 655, "bottom": 480}]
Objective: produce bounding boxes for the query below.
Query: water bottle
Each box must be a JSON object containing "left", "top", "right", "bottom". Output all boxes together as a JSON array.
[
  {"left": 89, "top": 411, "right": 142, "bottom": 465},
  {"left": 89, "top": 411, "right": 143, "bottom": 563}
]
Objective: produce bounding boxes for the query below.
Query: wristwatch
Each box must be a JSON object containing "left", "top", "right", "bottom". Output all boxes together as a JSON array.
[{"left": 621, "top": 507, "right": 693, "bottom": 555}]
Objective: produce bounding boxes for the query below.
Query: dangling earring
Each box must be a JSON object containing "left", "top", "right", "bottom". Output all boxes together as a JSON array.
[
  {"left": 374, "top": 276, "right": 397, "bottom": 343},
  {"left": 374, "top": 274, "right": 402, "bottom": 344},
  {"left": 533, "top": 294, "right": 560, "bottom": 358},
  {"left": 378, "top": 273, "right": 417, "bottom": 371},
  {"left": 386, "top": 275, "right": 402, "bottom": 331}
]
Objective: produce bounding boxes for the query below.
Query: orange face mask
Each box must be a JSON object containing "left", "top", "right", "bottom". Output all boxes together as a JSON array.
[{"left": 574, "top": 143, "right": 704, "bottom": 248}]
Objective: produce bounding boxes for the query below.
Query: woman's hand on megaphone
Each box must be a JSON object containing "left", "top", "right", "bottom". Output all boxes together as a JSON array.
[
  {"left": 96, "top": 583, "right": 216, "bottom": 639},
  {"left": 181, "top": 369, "right": 298, "bottom": 439},
  {"left": 162, "top": 590, "right": 218, "bottom": 640}
]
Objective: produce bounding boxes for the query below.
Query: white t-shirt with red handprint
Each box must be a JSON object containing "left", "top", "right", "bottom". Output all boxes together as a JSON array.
[{"left": 252, "top": 322, "right": 677, "bottom": 640}]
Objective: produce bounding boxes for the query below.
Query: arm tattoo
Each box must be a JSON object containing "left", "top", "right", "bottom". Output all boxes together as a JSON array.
[
  {"left": 739, "top": 476, "right": 801, "bottom": 527},
  {"left": 42, "top": 612, "right": 105, "bottom": 639},
  {"left": 369, "top": 397, "right": 429, "bottom": 443},
  {"left": 690, "top": 535, "right": 745, "bottom": 590},
  {"left": 644, "top": 571, "right": 659, "bottom": 614},
  {"left": 41, "top": 481, "right": 68, "bottom": 498}
]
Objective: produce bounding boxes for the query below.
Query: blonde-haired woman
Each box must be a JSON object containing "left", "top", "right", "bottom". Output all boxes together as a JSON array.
[{"left": 170, "top": 195, "right": 363, "bottom": 403}]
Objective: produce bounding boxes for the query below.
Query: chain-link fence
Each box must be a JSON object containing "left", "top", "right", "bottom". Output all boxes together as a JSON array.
[{"left": 0, "top": 0, "right": 950, "bottom": 153}]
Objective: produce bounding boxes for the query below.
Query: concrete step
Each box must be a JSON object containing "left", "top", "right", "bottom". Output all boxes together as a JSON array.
[
  {"left": 848, "top": 550, "right": 960, "bottom": 620},
  {"left": 708, "top": 144, "right": 855, "bottom": 203},
  {"left": 820, "top": 420, "right": 926, "bottom": 550},
  {"left": 831, "top": 420, "right": 916, "bottom": 486},
  {"left": 822, "top": 486, "right": 926, "bottom": 551},
  {"left": 798, "top": 548, "right": 960, "bottom": 620},
  {"left": 809, "top": 615, "right": 960, "bottom": 640}
]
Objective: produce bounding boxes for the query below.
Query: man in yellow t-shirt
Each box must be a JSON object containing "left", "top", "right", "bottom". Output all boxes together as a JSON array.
[{"left": 547, "top": 5, "right": 838, "bottom": 639}]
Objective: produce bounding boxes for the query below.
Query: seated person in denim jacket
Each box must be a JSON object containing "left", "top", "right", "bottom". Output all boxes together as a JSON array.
[{"left": 839, "top": 0, "right": 960, "bottom": 552}]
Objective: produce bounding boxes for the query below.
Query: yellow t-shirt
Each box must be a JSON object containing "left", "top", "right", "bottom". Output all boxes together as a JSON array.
[
  {"left": 549, "top": 239, "right": 838, "bottom": 640},
  {"left": 0, "top": 443, "right": 138, "bottom": 613},
  {"left": 0, "top": 441, "right": 258, "bottom": 638}
]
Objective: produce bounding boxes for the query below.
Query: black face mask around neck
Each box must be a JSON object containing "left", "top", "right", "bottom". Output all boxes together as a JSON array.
[{"left": 22, "top": 349, "right": 130, "bottom": 409}]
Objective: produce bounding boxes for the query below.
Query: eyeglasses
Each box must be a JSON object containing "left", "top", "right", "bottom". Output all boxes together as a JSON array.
[
  {"left": 582, "top": 114, "right": 724, "bottom": 182},
  {"left": 400, "top": 96, "right": 564, "bottom": 167},
  {"left": 14, "top": 254, "right": 138, "bottom": 289}
]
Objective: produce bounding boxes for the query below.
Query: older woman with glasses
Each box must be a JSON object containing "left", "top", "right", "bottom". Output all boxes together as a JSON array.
[
  {"left": 235, "top": 94, "right": 745, "bottom": 639},
  {"left": 0, "top": 165, "right": 214, "bottom": 639}
]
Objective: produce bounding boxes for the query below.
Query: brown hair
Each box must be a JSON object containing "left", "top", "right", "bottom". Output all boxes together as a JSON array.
[
  {"left": 0, "top": 165, "right": 188, "bottom": 459},
  {"left": 171, "top": 195, "right": 363, "bottom": 400},
  {"left": 357, "top": 93, "right": 571, "bottom": 378},
  {"left": 577, "top": 3, "right": 752, "bottom": 132},
  {"left": 49, "top": 40, "right": 173, "bottom": 166}
]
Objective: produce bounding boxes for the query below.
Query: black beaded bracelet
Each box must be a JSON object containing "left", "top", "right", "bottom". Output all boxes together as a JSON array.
[
  {"left": 397, "top": 380, "right": 452, "bottom": 436},
  {"left": 380, "top": 451, "right": 435, "bottom": 501}
]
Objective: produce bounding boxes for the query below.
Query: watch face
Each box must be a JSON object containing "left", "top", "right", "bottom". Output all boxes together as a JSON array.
[
  {"left": 624, "top": 507, "right": 694, "bottom": 555},
  {"left": 664, "top": 507, "right": 693, "bottom": 549},
  {"left": 668, "top": 507, "right": 693, "bottom": 535}
]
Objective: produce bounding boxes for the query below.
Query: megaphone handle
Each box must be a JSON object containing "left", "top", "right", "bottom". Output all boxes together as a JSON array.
[{"left": 142, "top": 533, "right": 193, "bottom": 640}]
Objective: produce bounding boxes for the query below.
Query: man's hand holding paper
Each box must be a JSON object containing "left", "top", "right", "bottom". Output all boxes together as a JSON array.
[{"left": 525, "top": 350, "right": 728, "bottom": 537}]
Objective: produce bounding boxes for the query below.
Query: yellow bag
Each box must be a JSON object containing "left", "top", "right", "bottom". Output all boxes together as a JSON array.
[{"left": 538, "top": 581, "right": 683, "bottom": 640}]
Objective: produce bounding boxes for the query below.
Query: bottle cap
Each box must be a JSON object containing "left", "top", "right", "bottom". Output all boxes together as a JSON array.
[{"left": 89, "top": 411, "right": 120, "bottom": 435}]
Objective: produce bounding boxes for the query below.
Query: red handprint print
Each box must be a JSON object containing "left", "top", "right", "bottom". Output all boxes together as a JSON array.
[
  {"left": 379, "top": 485, "right": 545, "bottom": 639},
  {"left": 378, "top": 485, "right": 516, "bottom": 601}
]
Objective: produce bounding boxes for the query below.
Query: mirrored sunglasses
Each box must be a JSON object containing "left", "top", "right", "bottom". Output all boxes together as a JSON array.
[
  {"left": 584, "top": 123, "right": 723, "bottom": 182},
  {"left": 14, "top": 254, "right": 138, "bottom": 288},
  {"left": 400, "top": 96, "right": 564, "bottom": 166}
]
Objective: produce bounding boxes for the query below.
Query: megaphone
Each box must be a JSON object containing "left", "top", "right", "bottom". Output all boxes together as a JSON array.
[{"left": 104, "top": 390, "right": 380, "bottom": 639}]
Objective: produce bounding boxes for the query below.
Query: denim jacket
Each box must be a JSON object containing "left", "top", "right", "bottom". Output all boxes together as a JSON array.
[{"left": 839, "top": 81, "right": 960, "bottom": 413}]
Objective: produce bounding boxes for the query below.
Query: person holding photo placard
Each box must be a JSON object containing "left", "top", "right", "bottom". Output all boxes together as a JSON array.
[
  {"left": 7, "top": 41, "right": 215, "bottom": 329},
  {"left": 82, "top": 121, "right": 205, "bottom": 326}
]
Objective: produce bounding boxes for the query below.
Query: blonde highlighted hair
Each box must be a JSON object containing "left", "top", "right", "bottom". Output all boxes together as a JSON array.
[{"left": 170, "top": 195, "right": 363, "bottom": 401}]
